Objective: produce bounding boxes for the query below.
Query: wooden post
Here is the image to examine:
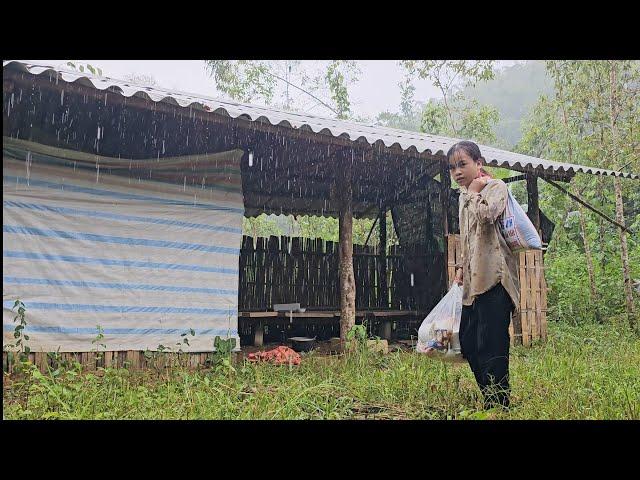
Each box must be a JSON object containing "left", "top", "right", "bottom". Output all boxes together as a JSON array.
[
  {"left": 381, "top": 320, "right": 392, "bottom": 340},
  {"left": 441, "top": 161, "right": 451, "bottom": 295},
  {"left": 440, "top": 161, "right": 451, "bottom": 238},
  {"left": 379, "top": 207, "right": 388, "bottom": 308},
  {"left": 254, "top": 320, "right": 264, "bottom": 347},
  {"left": 526, "top": 174, "right": 541, "bottom": 235},
  {"left": 338, "top": 163, "right": 356, "bottom": 349}
]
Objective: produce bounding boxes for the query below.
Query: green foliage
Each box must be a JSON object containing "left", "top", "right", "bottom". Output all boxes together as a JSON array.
[
  {"left": 65, "top": 62, "right": 103, "bottom": 77},
  {"left": 4, "top": 322, "right": 638, "bottom": 419},
  {"left": 204, "top": 60, "right": 360, "bottom": 119},
  {"left": 242, "top": 213, "right": 389, "bottom": 247},
  {"left": 325, "top": 60, "right": 359, "bottom": 119},
  {"left": 205, "top": 60, "right": 277, "bottom": 104},
  {"left": 4, "top": 300, "right": 30, "bottom": 365},
  {"left": 91, "top": 325, "right": 107, "bottom": 363},
  {"left": 345, "top": 323, "right": 368, "bottom": 352},
  {"left": 208, "top": 336, "right": 237, "bottom": 374},
  {"left": 515, "top": 60, "right": 640, "bottom": 324}
]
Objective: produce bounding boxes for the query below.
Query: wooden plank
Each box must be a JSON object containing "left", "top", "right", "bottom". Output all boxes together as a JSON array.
[
  {"left": 540, "top": 255, "right": 548, "bottom": 341},
  {"left": 535, "top": 251, "right": 545, "bottom": 341},
  {"left": 370, "top": 310, "right": 417, "bottom": 317},
  {"left": 447, "top": 235, "right": 456, "bottom": 289},
  {"left": 239, "top": 311, "right": 279, "bottom": 318},
  {"left": 34, "top": 352, "right": 47, "bottom": 373},
  {"left": 126, "top": 350, "right": 138, "bottom": 370},
  {"left": 526, "top": 251, "right": 538, "bottom": 341},
  {"left": 508, "top": 313, "right": 515, "bottom": 346},
  {"left": 103, "top": 351, "right": 113, "bottom": 369},
  {"left": 519, "top": 251, "right": 530, "bottom": 347}
]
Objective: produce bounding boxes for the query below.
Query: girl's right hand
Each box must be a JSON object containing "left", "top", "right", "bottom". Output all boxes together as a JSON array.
[{"left": 454, "top": 268, "right": 463, "bottom": 286}]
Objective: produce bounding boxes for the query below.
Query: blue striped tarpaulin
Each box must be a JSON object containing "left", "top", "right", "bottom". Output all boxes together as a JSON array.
[{"left": 3, "top": 138, "right": 244, "bottom": 352}]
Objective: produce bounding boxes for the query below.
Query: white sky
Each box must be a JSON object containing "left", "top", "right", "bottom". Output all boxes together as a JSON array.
[{"left": 24, "top": 60, "right": 520, "bottom": 120}]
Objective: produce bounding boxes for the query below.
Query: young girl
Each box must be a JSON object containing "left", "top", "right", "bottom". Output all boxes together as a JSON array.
[{"left": 448, "top": 141, "right": 519, "bottom": 410}]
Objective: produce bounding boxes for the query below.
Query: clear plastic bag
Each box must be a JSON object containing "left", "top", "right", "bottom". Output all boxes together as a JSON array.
[
  {"left": 500, "top": 189, "right": 542, "bottom": 252},
  {"left": 416, "top": 284, "right": 463, "bottom": 358}
]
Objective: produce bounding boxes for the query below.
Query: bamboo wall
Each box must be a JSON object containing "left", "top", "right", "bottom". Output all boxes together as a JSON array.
[{"left": 239, "top": 235, "right": 443, "bottom": 312}]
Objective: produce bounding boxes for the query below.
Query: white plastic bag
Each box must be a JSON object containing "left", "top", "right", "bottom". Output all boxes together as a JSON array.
[
  {"left": 417, "top": 284, "right": 463, "bottom": 358},
  {"left": 499, "top": 189, "right": 542, "bottom": 252}
]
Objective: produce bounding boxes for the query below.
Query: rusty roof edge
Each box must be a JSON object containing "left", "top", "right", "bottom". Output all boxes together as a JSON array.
[{"left": 3, "top": 60, "right": 639, "bottom": 180}]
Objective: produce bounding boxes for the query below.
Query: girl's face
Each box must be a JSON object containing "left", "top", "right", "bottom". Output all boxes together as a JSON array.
[{"left": 448, "top": 150, "right": 481, "bottom": 188}]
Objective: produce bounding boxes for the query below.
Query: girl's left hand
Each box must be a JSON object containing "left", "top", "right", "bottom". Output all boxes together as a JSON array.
[{"left": 468, "top": 176, "right": 489, "bottom": 193}]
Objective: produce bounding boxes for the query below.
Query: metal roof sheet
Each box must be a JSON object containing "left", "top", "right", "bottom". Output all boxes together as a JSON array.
[{"left": 4, "top": 60, "right": 638, "bottom": 180}]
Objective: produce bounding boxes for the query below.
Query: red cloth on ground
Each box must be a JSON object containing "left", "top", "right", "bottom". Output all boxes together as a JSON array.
[{"left": 246, "top": 346, "right": 301, "bottom": 365}]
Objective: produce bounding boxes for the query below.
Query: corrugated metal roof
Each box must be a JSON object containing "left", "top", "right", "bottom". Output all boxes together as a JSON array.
[{"left": 4, "top": 60, "right": 638, "bottom": 180}]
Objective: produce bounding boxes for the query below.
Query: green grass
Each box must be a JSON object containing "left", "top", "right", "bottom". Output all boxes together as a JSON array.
[{"left": 3, "top": 321, "right": 639, "bottom": 420}]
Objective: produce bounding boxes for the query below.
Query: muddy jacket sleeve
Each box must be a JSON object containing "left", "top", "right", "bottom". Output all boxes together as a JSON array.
[{"left": 464, "top": 181, "right": 507, "bottom": 225}]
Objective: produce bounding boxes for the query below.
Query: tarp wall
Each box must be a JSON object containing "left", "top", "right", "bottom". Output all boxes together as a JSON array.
[{"left": 3, "top": 138, "right": 243, "bottom": 352}]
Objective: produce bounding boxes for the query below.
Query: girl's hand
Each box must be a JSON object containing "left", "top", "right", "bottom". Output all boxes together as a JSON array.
[
  {"left": 454, "top": 268, "right": 463, "bottom": 286},
  {"left": 468, "top": 176, "right": 489, "bottom": 193}
]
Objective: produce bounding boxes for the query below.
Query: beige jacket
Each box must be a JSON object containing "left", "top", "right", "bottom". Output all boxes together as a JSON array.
[{"left": 457, "top": 179, "right": 520, "bottom": 309}]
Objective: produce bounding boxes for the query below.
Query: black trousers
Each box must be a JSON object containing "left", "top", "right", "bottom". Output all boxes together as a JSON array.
[{"left": 460, "top": 283, "right": 514, "bottom": 409}]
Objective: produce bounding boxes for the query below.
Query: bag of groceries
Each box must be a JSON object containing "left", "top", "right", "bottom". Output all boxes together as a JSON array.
[
  {"left": 499, "top": 188, "right": 542, "bottom": 252},
  {"left": 416, "top": 284, "right": 463, "bottom": 359}
]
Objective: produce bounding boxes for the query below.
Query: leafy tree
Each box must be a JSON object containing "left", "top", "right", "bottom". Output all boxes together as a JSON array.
[
  {"left": 204, "top": 60, "right": 360, "bottom": 119},
  {"left": 517, "top": 60, "right": 640, "bottom": 328},
  {"left": 64, "top": 61, "right": 103, "bottom": 76},
  {"left": 399, "top": 60, "right": 501, "bottom": 146}
]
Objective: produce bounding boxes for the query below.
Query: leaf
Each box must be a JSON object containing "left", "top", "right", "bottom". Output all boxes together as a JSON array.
[{"left": 24, "top": 335, "right": 29, "bottom": 340}]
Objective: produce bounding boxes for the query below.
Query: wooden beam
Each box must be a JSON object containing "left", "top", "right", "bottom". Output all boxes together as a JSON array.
[
  {"left": 338, "top": 162, "right": 356, "bottom": 350},
  {"left": 526, "top": 174, "right": 541, "bottom": 233},
  {"left": 503, "top": 174, "right": 527, "bottom": 184},
  {"left": 543, "top": 177, "right": 635, "bottom": 234},
  {"left": 363, "top": 215, "right": 379, "bottom": 246}
]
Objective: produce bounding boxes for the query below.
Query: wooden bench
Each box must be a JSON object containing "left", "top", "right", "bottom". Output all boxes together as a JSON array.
[{"left": 239, "top": 310, "right": 422, "bottom": 346}]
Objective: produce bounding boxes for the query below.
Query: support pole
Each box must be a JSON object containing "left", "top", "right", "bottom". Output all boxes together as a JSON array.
[
  {"left": 440, "top": 161, "right": 451, "bottom": 295},
  {"left": 254, "top": 321, "right": 264, "bottom": 347},
  {"left": 338, "top": 163, "right": 356, "bottom": 350},
  {"left": 440, "top": 161, "right": 451, "bottom": 238},
  {"left": 379, "top": 207, "right": 388, "bottom": 308},
  {"left": 526, "top": 174, "right": 541, "bottom": 235}
]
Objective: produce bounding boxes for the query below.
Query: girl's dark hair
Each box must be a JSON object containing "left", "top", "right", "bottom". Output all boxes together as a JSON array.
[{"left": 446, "top": 140, "right": 492, "bottom": 178}]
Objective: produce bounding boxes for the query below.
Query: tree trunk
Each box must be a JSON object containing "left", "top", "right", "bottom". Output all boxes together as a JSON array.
[
  {"left": 610, "top": 62, "right": 636, "bottom": 327},
  {"left": 338, "top": 164, "right": 356, "bottom": 349},
  {"left": 577, "top": 204, "right": 601, "bottom": 322},
  {"left": 613, "top": 176, "right": 635, "bottom": 323},
  {"left": 555, "top": 73, "right": 602, "bottom": 320}
]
